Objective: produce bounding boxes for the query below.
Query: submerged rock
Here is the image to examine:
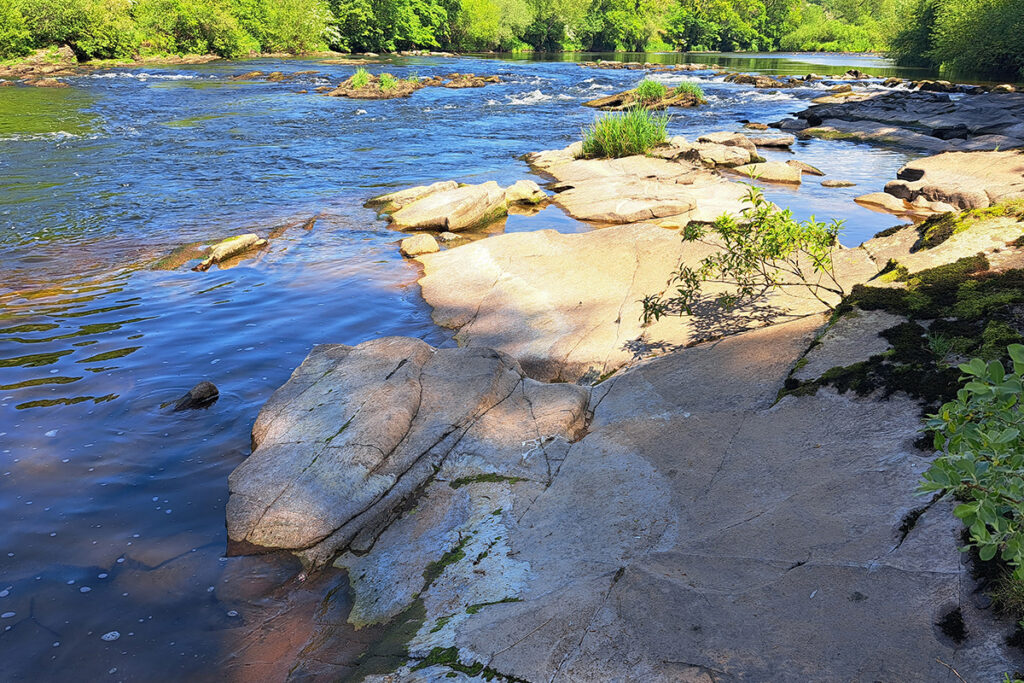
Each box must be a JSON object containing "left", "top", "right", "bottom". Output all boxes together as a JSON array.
[
  {"left": 192, "top": 234, "right": 267, "bottom": 272},
  {"left": 786, "top": 159, "right": 824, "bottom": 176},
  {"left": 226, "top": 339, "right": 589, "bottom": 566},
  {"left": 172, "top": 381, "right": 219, "bottom": 411},
  {"left": 822, "top": 179, "right": 856, "bottom": 187}
]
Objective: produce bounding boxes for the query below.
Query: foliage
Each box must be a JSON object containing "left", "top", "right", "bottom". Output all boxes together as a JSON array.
[
  {"left": 921, "top": 344, "right": 1024, "bottom": 580},
  {"left": 0, "top": 3, "right": 33, "bottom": 59},
  {"left": 673, "top": 80, "right": 705, "bottom": 99},
  {"left": 579, "top": 106, "right": 668, "bottom": 159},
  {"left": 642, "top": 187, "right": 844, "bottom": 322},
  {"left": 233, "top": 0, "right": 334, "bottom": 53},
  {"left": 634, "top": 78, "right": 667, "bottom": 103},
  {"left": 350, "top": 66, "right": 370, "bottom": 87},
  {"left": 379, "top": 71, "right": 397, "bottom": 89}
]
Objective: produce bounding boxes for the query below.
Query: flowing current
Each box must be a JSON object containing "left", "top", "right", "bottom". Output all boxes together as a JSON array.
[{"left": 1, "top": 51, "right": 935, "bottom": 679}]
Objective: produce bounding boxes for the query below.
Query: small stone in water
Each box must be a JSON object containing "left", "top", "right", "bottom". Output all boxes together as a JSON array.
[
  {"left": 0, "top": 589, "right": 9, "bottom": 597},
  {"left": 1, "top": 611, "right": 15, "bottom": 618},
  {"left": 226, "top": 610, "right": 238, "bottom": 617},
  {"left": 52, "top": 642, "right": 60, "bottom": 647},
  {"left": 45, "top": 430, "right": 58, "bottom": 437},
  {"left": 80, "top": 587, "right": 91, "bottom": 593},
  {"left": 100, "top": 631, "right": 120, "bottom": 641},
  {"left": 98, "top": 573, "right": 108, "bottom": 579}
]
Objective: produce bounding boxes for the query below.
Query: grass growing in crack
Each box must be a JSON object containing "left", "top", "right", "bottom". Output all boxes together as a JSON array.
[
  {"left": 448, "top": 473, "right": 527, "bottom": 489},
  {"left": 466, "top": 597, "right": 522, "bottom": 614},
  {"left": 579, "top": 106, "right": 668, "bottom": 159},
  {"left": 634, "top": 78, "right": 667, "bottom": 104},
  {"left": 351, "top": 67, "right": 370, "bottom": 88}
]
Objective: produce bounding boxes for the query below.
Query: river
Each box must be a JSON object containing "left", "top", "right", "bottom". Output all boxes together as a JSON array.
[{"left": 0, "top": 51, "right": 942, "bottom": 680}]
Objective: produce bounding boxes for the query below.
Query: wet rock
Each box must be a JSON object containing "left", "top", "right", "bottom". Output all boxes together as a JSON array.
[
  {"left": 226, "top": 339, "right": 590, "bottom": 566},
  {"left": 748, "top": 134, "right": 795, "bottom": 148},
  {"left": 822, "top": 179, "right": 856, "bottom": 187},
  {"left": 843, "top": 68, "right": 872, "bottom": 79},
  {"left": 992, "top": 84, "right": 1017, "bottom": 93},
  {"left": 192, "top": 234, "right": 267, "bottom": 272},
  {"left": 697, "top": 131, "right": 757, "bottom": 154},
  {"left": 231, "top": 71, "right": 264, "bottom": 80},
  {"left": 388, "top": 181, "right": 507, "bottom": 232},
  {"left": 503, "top": 179, "right": 546, "bottom": 205},
  {"left": 831, "top": 84, "right": 853, "bottom": 93},
  {"left": 583, "top": 86, "right": 705, "bottom": 111},
  {"left": 25, "top": 78, "right": 67, "bottom": 88},
  {"left": 731, "top": 161, "right": 802, "bottom": 184},
  {"left": 744, "top": 122, "right": 769, "bottom": 130},
  {"left": 882, "top": 77, "right": 903, "bottom": 88},
  {"left": 366, "top": 181, "right": 459, "bottom": 214},
  {"left": 172, "top": 381, "right": 219, "bottom": 411},
  {"left": 724, "top": 72, "right": 795, "bottom": 88},
  {"left": 786, "top": 159, "right": 824, "bottom": 176},
  {"left": 883, "top": 150, "right": 1024, "bottom": 210},
  {"left": 686, "top": 141, "right": 757, "bottom": 167},
  {"left": 399, "top": 233, "right": 439, "bottom": 257},
  {"left": 437, "top": 232, "right": 462, "bottom": 243},
  {"left": 856, "top": 191, "right": 913, "bottom": 213}
]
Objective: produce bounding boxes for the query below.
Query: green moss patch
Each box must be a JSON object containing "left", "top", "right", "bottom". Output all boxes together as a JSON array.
[
  {"left": 910, "top": 200, "right": 1024, "bottom": 251},
  {"left": 448, "top": 473, "right": 528, "bottom": 489}
]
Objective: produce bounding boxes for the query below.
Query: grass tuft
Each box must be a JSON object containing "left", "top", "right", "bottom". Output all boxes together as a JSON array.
[
  {"left": 580, "top": 106, "right": 668, "bottom": 159},
  {"left": 673, "top": 81, "right": 706, "bottom": 101},
  {"left": 379, "top": 72, "right": 397, "bottom": 91},
  {"left": 634, "top": 78, "right": 667, "bottom": 104},
  {"left": 351, "top": 67, "right": 370, "bottom": 89}
]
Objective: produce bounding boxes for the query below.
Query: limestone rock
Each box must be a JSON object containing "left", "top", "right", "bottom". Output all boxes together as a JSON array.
[
  {"left": 388, "top": 181, "right": 507, "bottom": 232},
  {"left": 883, "top": 150, "right": 1024, "bottom": 210},
  {"left": 399, "top": 233, "right": 439, "bottom": 257},
  {"left": 503, "top": 179, "right": 546, "bottom": 205},
  {"left": 226, "top": 338, "right": 590, "bottom": 566},
  {"left": 731, "top": 161, "right": 802, "bottom": 184}
]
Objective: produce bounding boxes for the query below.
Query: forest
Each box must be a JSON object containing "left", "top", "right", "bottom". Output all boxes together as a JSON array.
[{"left": 0, "top": 0, "right": 1022, "bottom": 78}]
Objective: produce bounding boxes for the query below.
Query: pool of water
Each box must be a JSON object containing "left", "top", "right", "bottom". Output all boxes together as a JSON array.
[{"left": 0, "top": 52, "right": 921, "bottom": 679}]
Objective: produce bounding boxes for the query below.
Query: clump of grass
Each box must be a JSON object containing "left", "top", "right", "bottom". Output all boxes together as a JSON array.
[
  {"left": 379, "top": 72, "right": 397, "bottom": 90},
  {"left": 580, "top": 106, "right": 669, "bottom": 159},
  {"left": 405, "top": 73, "right": 419, "bottom": 83},
  {"left": 350, "top": 67, "right": 370, "bottom": 88},
  {"left": 674, "top": 81, "right": 706, "bottom": 101},
  {"left": 634, "top": 78, "right": 667, "bottom": 104}
]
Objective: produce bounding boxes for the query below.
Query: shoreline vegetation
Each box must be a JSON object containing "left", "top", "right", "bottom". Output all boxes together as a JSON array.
[{"left": 0, "top": 0, "right": 1022, "bottom": 81}]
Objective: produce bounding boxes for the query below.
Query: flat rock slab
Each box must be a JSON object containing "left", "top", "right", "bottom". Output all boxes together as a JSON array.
[
  {"left": 323, "top": 321, "right": 1013, "bottom": 681},
  {"left": 417, "top": 223, "right": 876, "bottom": 383},
  {"left": 792, "top": 309, "right": 906, "bottom": 381},
  {"left": 226, "top": 338, "right": 589, "bottom": 566},
  {"left": 388, "top": 181, "right": 507, "bottom": 232},
  {"left": 884, "top": 150, "right": 1024, "bottom": 210}
]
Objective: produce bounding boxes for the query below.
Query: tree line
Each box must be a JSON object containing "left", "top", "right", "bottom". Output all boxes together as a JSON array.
[{"left": 1, "top": 0, "right": 1020, "bottom": 79}]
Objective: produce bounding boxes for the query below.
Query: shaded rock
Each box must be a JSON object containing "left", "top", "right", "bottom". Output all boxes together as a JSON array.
[
  {"left": 172, "top": 381, "right": 219, "bottom": 411},
  {"left": 731, "top": 161, "right": 802, "bottom": 184},
  {"left": 192, "top": 234, "right": 267, "bottom": 272},
  {"left": 366, "top": 181, "right": 459, "bottom": 214},
  {"left": 388, "top": 182, "right": 507, "bottom": 232},
  {"left": 822, "top": 179, "right": 856, "bottom": 187},
  {"left": 748, "top": 134, "right": 795, "bottom": 148},
  {"left": 787, "top": 159, "right": 824, "bottom": 176},
  {"left": 399, "top": 234, "right": 439, "bottom": 257},
  {"left": 803, "top": 119, "right": 955, "bottom": 152},
  {"left": 992, "top": 84, "right": 1017, "bottom": 93},
  {"left": 791, "top": 310, "right": 905, "bottom": 381},
  {"left": 883, "top": 150, "right": 1024, "bottom": 210},
  {"left": 226, "top": 338, "right": 590, "bottom": 566},
  {"left": 503, "top": 179, "right": 546, "bottom": 205}
]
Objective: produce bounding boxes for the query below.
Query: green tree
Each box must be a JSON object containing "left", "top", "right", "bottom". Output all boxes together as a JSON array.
[{"left": 0, "top": 3, "right": 33, "bottom": 59}]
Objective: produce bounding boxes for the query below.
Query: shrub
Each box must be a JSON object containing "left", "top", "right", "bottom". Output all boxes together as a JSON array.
[
  {"left": 134, "top": 0, "right": 258, "bottom": 57},
  {"left": 76, "top": 0, "right": 138, "bottom": 59},
  {"left": 244, "top": 0, "right": 332, "bottom": 53},
  {"left": 642, "top": 187, "right": 844, "bottom": 322},
  {"left": 379, "top": 72, "right": 396, "bottom": 90},
  {"left": 921, "top": 344, "right": 1024, "bottom": 579},
  {"left": 580, "top": 106, "right": 668, "bottom": 159},
  {"left": 634, "top": 78, "right": 667, "bottom": 104},
  {"left": 350, "top": 66, "right": 370, "bottom": 88},
  {"left": 673, "top": 81, "right": 705, "bottom": 101},
  {"left": 0, "top": 3, "right": 33, "bottom": 59},
  {"left": 17, "top": 0, "right": 88, "bottom": 47}
]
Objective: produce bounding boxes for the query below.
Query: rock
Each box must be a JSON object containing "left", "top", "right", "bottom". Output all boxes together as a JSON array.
[
  {"left": 786, "top": 159, "right": 824, "bottom": 176},
  {"left": 366, "top": 181, "right": 459, "bottom": 214},
  {"left": 748, "top": 135, "right": 796, "bottom": 148},
  {"left": 687, "top": 141, "right": 756, "bottom": 168},
  {"left": 437, "top": 232, "right": 462, "bottom": 243},
  {"left": 744, "top": 122, "right": 769, "bottom": 130},
  {"left": 882, "top": 77, "right": 903, "bottom": 88},
  {"left": 954, "top": 134, "right": 1024, "bottom": 151},
  {"left": 503, "top": 179, "right": 546, "bottom": 205},
  {"left": 791, "top": 310, "right": 905, "bottom": 382},
  {"left": 822, "top": 179, "right": 856, "bottom": 187},
  {"left": 697, "top": 131, "right": 757, "bottom": 154},
  {"left": 231, "top": 71, "right": 264, "bottom": 80},
  {"left": 724, "top": 73, "right": 794, "bottom": 89},
  {"left": 583, "top": 87, "right": 704, "bottom": 110},
  {"left": 992, "top": 84, "right": 1016, "bottom": 93},
  {"left": 731, "top": 161, "right": 802, "bottom": 184},
  {"left": 0, "top": 80, "right": 12, "bottom": 87},
  {"left": 831, "top": 84, "right": 853, "bottom": 93},
  {"left": 883, "top": 150, "right": 1024, "bottom": 210},
  {"left": 172, "top": 381, "right": 219, "bottom": 411},
  {"left": 26, "top": 78, "right": 67, "bottom": 88},
  {"left": 226, "top": 338, "right": 590, "bottom": 565},
  {"left": 192, "top": 234, "right": 267, "bottom": 272},
  {"left": 855, "top": 192, "right": 912, "bottom": 214},
  {"left": 843, "top": 68, "right": 872, "bottom": 79},
  {"left": 916, "top": 80, "right": 957, "bottom": 93},
  {"left": 802, "top": 119, "right": 955, "bottom": 152},
  {"left": 399, "top": 234, "right": 439, "bottom": 257},
  {"left": 776, "top": 118, "right": 809, "bottom": 131},
  {"left": 387, "top": 181, "right": 507, "bottom": 232}
]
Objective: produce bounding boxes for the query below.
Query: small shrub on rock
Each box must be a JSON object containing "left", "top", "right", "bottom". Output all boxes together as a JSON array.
[
  {"left": 350, "top": 66, "right": 370, "bottom": 88},
  {"left": 634, "top": 78, "right": 667, "bottom": 104},
  {"left": 673, "top": 81, "right": 705, "bottom": 101},
  {"left": 580, "top": 106, "right": 668, "bottom": 159},
  {"left": 379, "top": 72, "right": 396, "bottom": 90}
]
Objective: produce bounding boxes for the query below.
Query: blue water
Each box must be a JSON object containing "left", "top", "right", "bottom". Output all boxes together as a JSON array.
[{"left": 0, "top": 53, "right": 921, "bottom": 679}]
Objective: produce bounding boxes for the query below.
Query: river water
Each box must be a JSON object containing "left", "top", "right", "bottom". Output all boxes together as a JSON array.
[{"left": 1, "top": 51, "right": 938, "bottom": 680}]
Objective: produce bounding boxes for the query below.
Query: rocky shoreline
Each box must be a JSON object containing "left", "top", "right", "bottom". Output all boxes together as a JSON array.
[{"left": 219, "top": 79, "right": 1024, "bottom": 678}]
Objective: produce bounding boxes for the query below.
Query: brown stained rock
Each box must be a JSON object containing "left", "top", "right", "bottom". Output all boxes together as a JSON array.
[
  {"left": 226, "top": 339, "right": 590, "bottom": 566},
  {"left": 503, "top": 179, "right": 546, "bottom": 205},
  {"left": 583, "top": 87, "right": 705, "bottom": 111}
]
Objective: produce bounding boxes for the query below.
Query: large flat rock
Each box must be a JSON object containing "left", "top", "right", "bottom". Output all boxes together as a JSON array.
[
  {"left": 416, "top": 223, "right": 876, "bottom": 382},
  {"left": 883, "top": 150, "right": 1024, "bottom": 210},
  {"left": 388, "top": 181, "right": 507, "bottom": 232}
]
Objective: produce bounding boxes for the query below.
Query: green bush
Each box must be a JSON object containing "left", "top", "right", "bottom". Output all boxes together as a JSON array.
[
  {"left": 379, "top": 71, "right": 396, "bottom": 90},
  {"left": 922, "top": 344, "right": 1024, "bottom": 578},
  {"left": 0, "top": 3, "right": 33, "bottom": 59},
  {"left": 76, "top": 0, "right": 138, "bottom": 59},
  {"left": 634, "top": 78, "right": 667, "bottom": 104},
  {"left": 232, "top": 0, "right": 332, "bottom": 52},
  {"left": 642, "top": 187, "right": 844, "bottom": 321},
  {"left": 17, "top": 0, "right": 88, "bottom": 47},
  {"left": 580, "top": 106, "right": 668, "bottom": 160},
  {"left": 673, "top": 81, "right": 705, "bottom": 101},
  {"left": 134, "top": 0, "right": 258, "bottom": 57}
]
